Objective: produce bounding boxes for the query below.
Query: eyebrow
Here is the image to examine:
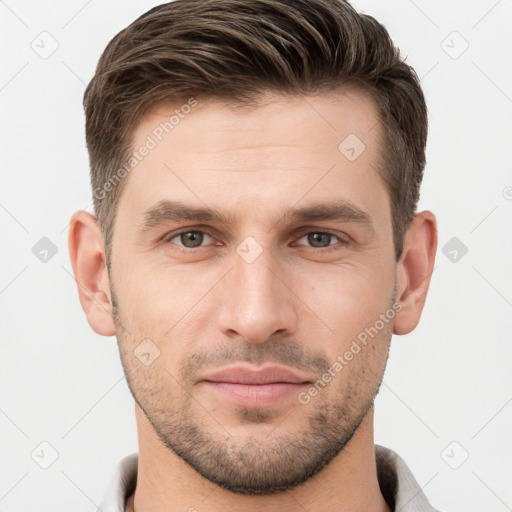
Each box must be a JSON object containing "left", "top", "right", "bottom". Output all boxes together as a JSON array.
[{"left": 136, "top": 199, "right": 374, "bottom": 233}]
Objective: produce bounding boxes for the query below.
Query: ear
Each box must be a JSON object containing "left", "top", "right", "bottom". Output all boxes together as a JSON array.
[
  {"left": 68, "top": 210, "right": 116, "bottom": 336},
  {"left": 393, "top": 210, "right": 438, "bottom": 335}
]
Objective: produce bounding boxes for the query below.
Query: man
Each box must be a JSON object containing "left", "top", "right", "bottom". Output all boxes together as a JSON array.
[{"left": 68, "top": 0, "right": 439, "bottom": 510}]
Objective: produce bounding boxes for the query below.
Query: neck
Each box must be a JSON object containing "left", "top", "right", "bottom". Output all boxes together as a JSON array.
[{"left": 126, "top": 404, "right": 391, "bottom": 512}]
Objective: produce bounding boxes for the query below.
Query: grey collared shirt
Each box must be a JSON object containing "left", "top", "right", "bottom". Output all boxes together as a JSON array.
[{"left": 97, "top": 444, "right": 441, "bottom": 512}]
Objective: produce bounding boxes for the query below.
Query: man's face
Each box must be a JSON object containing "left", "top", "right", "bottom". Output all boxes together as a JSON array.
[{"left": 110, "top": 89, "right": 398, "bottom": 494}]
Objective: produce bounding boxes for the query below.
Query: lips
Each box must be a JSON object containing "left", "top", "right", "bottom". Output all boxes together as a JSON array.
[
  {"left": 200, "top": 364, "right": 311, "bottom": 385},
  {"left": 199, "top": 364, "right": 312, "bottom": 408}
]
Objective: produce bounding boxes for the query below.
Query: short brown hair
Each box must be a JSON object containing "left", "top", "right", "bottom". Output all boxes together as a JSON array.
[{"left": 84, "top": 0, "right": 427, "bottom": 262}]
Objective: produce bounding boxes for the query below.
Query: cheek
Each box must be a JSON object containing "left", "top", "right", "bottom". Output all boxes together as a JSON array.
[
  {"left": 116, "top": 261, "right": 213, "bottom": 334},
  {"left": 116, "top": 246, "right": 395, "bottom": 347},
  {"left": 300, "top": 264, "right": 394, "bottom": 341}
]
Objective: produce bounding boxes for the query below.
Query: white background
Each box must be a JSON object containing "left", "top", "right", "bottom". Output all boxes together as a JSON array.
[{"left": 1, "top": 1, "right": 511, "bottom": 511}]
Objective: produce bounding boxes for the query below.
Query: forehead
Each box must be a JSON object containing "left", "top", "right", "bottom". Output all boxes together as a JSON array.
[
  {"left": 116, "top": 88, "right": 388, "bottom": 229},
  {"left": 136, "top": 87, "right": 380, "bottom": 152}
]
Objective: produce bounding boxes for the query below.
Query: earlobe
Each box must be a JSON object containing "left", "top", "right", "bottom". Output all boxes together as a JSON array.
[
  {"left": 393, "top": 211, "right": 438, "bottom": 336},
  {"left": 68, "top": 211, "right": 116, "bottom": 337}
]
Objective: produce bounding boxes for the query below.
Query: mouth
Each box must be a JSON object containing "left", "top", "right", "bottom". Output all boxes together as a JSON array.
[{"left": 199, "top": 364, "right": 312, "bottom": 408}]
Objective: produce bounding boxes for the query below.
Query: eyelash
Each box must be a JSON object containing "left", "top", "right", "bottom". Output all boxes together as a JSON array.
[{"left": 162, "top": 228, "right": 349, "bottom": 253}]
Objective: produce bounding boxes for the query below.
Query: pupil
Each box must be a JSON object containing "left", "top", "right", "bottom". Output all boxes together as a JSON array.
[
  {"left": 309, "top": 233, "right": 331, "bottom": 247},
  {"left": 182, "top": 231, "right": 203, "bottom": 247}
]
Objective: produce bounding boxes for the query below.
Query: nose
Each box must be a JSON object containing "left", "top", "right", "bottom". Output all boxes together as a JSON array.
[{"left": 216, "top": 245, "right": 299, "bottom": 344}]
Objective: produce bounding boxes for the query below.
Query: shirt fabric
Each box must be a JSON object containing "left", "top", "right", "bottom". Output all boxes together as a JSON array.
[{"left": 97, "top": 444, "right": 441, "bottom": 512}]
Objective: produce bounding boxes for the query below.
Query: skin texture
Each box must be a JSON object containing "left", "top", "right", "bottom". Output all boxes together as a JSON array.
[{"left": 69, "top": 87, "right": 437, "bottom": 512}]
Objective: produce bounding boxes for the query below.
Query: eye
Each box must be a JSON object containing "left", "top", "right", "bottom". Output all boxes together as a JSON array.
[
  {"left": 162, "top": 228, "right": 349, "bottom": 253},
  {"left": 165, "top": 230, "right": 215, "bottom": 249},
  {"left": 294, "top": 231, "right": 348, "bottom": 250}
]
